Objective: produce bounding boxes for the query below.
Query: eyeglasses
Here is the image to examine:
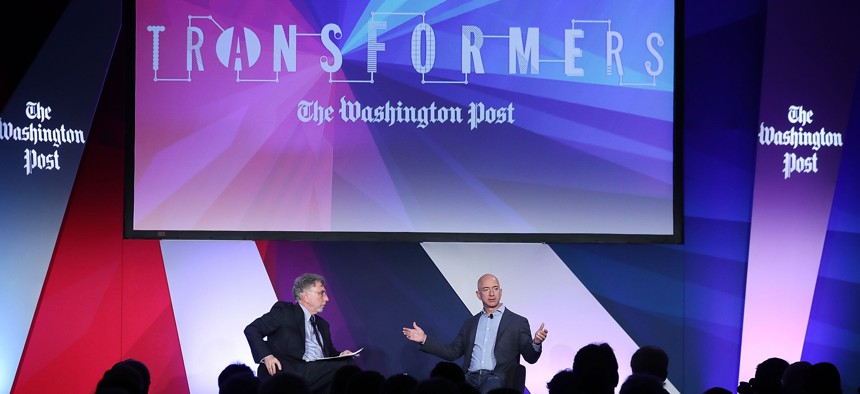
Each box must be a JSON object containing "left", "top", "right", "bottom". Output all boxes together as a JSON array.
[{"left": 306, "top": 290, "right": 327, "bottom": 298}]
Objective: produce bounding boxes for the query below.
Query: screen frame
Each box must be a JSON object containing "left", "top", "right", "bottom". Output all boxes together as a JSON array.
[{"left": 122, "top": 0, "right": 684, "bottom": 244}]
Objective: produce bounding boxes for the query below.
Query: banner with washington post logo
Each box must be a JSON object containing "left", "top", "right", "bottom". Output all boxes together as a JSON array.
[{"left": 739, "top": 0, "right": 860, "bottom": 383}]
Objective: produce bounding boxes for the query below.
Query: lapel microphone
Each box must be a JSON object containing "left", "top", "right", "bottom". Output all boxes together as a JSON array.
[{"left": 489, "top": 313, "right": 494, "bottom": 319}]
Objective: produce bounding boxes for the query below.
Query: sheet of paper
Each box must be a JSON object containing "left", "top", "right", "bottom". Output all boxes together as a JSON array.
[{"left": 311, "top": 347, "right": 363, "bottom": 361}]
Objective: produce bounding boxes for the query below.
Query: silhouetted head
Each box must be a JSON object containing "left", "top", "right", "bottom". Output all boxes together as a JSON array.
[
  {"left": 95, "top": 362, "right": 146, "bottom": 394},
  {"left": 781, "top": 361, "right": 812, "bottom": 394},
  {"left": 546, "top": 369, "right": 577, "bottom": 394},
  {"left": 572, "top": 342, "right": 619, "bottom": 394},
  {"left": 806, "top": 362, "right": 841, "bottom": 394},
  {"left": 329, "top": 364, "right": 362, "bottom": 394},
  {"left": 258, "top": 371, "right": 309, "bottom": 394},
  {"left": 752, "top": 357, "right": 788, "bottom": 394},
  {"left": 117, "top": 359, "right": 150, "bottom": 393},
  {"left": 430, "top": 361, "right": 466, "bottom": 383},
  {"left": 219, "top": 371, "right": 260, "bottom": 394},
  {"left": 218, "top": 362, "right": 254, "bottom": 389},
  {"left": 381, "top": 373, "right": 418, "bottom": 394},
  {"left": 631, "top": 346, "right": 669, "bottom": 381},
  {"left": 619, "top": 373, "right": 665, "bottom": 394}
]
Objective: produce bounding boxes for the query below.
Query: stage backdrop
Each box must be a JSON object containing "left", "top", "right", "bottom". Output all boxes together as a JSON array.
[{"left": 2, "top": 0, "right": 860, "bottom": 394}]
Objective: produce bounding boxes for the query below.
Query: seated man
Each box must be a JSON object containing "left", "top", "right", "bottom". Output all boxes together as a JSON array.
[
  {"left": 403, "top": 273, "right": 548, "bottom": 393},
  {"left": 244, "top": 273, "right": 357, "bottom": 394}
]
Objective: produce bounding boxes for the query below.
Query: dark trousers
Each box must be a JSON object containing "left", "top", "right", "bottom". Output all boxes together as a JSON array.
[
  {"left": 258, "top": 357, "right": 356, "bottom": 394},
  {"left": 465, "top": 369, "right": 505, "bottom": 394}
]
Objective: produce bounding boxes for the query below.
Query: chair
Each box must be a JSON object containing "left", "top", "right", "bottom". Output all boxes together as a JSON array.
[{"left": 506, "top": 364, "right": 527, "bottom": 393}]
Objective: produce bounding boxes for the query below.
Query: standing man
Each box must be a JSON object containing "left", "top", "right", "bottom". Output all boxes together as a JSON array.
[
  {"left": 402, "top": 273, "right": 548, "bottom": 393},
  {"left": 245, "top": 273, "right": 356, "bottom": 394}
]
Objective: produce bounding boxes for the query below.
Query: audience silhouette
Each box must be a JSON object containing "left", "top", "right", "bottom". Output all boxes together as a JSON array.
[
  {"left": 117, "top": 359, "right": 150, "bottom": 394},
  {"left": 413, "top": 377, "right": 461, "bottom": 394},
  {"left": 95, "top": 358, "right": 150, "bottom": 394},
  {"left": 86, "top": 340, "right": 858, "bottom": 394},
  {"left": 806, "top": 361, "right": 842, "bottom": 394},
  {"left": 630, "top": 346, "right": 670, "bottom": 394},
  {"left": 730, "top": 357, "right": 852, "bottom": 394},
  {"left": 738, "top": 357, "right": 788, "bottom": 394},
  {"left": 756, "top": 357, "right": 789, "bottom": 394},
  {"left": 430, "top": 361, "right": 467, "bottom": 384},
  {"left": 345, "top": 370, "right": 385, "bottom": 394},
  {"left": 459, "top": 381, "right": 482, "bottom": 394},
  {"left": 701, "top": 387, "right": 732, "bottom": 394},
  {"left": 571, "top": 342, "right": 619, "bottom": 394},
  {"left": 192, "top": 350, "right": 856, "bottom": 394},
  {"left": 329, "top": 364, "right": 362, "bottom": 394},
  {"left": 546, "top": 369, "right": 576, "bottom": 394},
  {"left": 618, "top": 373, "right": 665, "bottom": 394},
  {"left": 486, "top": 388, "right": 522, "bottom": 394},
  {"left": 258, "top": 371, "right": 310, "bottom": 394},
  {"left": 381, "top": 373, "right": 419, "bottom": 394},
  {"left": 781, "top": 361, "right": 812, "bottom": 394},
  {"left": 221, "top": 371, "right": 260, "bottom": 394},
  {"left": 218, "top": 362, "right": 257, "bottom": 393}
]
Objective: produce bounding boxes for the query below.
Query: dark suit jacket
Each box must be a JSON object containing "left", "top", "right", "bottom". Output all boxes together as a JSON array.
[
  {"left": 420, "top": 307, "right": 541, "bottom": 384},
  {"left": 244, "top": 301, "right": 340, "bottom": 369}
]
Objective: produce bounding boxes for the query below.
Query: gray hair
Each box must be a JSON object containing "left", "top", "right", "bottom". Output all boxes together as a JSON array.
[{"left": 293, "top": 273, "right": 325, "bottom": 301}]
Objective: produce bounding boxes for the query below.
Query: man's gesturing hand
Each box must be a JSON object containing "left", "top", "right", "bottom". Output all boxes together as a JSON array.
[
  {"left": 533, "top": 322, "right": 548, "bottom": 345},
  {"left": 402, "top": 322, "right": 427, "bottom": 344}
]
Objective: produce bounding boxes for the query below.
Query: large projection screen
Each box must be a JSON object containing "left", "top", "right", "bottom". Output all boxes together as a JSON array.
[{"left": 126, "top": 0, "right": 681, "bottom": 243}]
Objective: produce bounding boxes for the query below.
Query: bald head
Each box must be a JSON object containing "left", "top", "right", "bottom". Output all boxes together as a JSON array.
[
  {"left": 477, "top": 274, "right": 500, "bottom": 290},
  {"left": 475, "top": 274, "right": 502, "bottom": 312}
]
